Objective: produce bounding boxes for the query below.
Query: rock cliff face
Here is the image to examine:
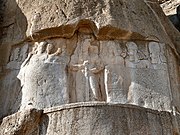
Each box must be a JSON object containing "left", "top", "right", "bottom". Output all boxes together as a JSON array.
[{"left": 0, "top": 0, "right": 180, "bottom": 135}]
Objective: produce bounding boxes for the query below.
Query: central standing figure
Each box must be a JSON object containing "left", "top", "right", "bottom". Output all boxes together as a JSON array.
[{"left": 69, "top": 33, "right": 104, "bottom": 102}]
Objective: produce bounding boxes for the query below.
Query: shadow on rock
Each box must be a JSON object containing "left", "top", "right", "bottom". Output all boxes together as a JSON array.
[
  {"left": 0, "top": 0, "right": 28, "bottom": 119},
  {"left": 168, "top": 5, "right": 180, "bottom": 32}
]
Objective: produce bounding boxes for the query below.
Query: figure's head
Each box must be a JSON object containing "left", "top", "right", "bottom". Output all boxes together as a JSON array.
[
  {"left": 126, "top": 42, "right": 138, "bottom": 51},
  {"left": 46, "top": 43, "right": 54, "bottom": 54},
  {"left": 37, "top": 41, "right": 47, "bottom": 54},
  {"left": 148, "top": 42, "right": 160, "bottom": 53}
]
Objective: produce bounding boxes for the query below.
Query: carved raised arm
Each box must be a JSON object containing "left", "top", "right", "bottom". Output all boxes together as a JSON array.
[{"left": 49, "top": 48, "right": 62, "bottom": 56}]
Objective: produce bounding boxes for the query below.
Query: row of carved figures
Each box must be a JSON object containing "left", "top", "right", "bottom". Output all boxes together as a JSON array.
[{"left": 17, "top": 39, "right": 168, "bottom": 110}]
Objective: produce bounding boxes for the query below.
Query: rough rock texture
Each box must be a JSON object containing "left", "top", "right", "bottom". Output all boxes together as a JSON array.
[
  {"left": 0, "top": 103, "right": 180, "bottom": 135},
  {"left": 0, "top": 109, "right": 42, "bottom": 135},
  {"left": 40, "top": 103, "right": 180, "bottom": 135},
  {"left": 1, "top": 0, "right": 180, "bottom": 117},
  {"left": 15, "top": 0, "right": 176, "bottom": 46},
  {"left": 0, "top": 0, "right": 180, "bottom": 134}
]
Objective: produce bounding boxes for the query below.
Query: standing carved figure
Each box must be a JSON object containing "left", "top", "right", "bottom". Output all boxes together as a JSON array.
[
  {"left": 17, "top": 41, "right": 47, "bottom": 87},
  {"left": 69, "top": 35, "right": 104, "bottom": 102},
  {"left": 126, "top": 42, "right": 139, "bottom": 62},
  {"left": 86, "top": 45, "right": 104, "bottom": 101},
  {"left": 17, "top": 41, "right": 69, "bottom": 110},
  {"left": 148, "top": 42, "right": 161, "bottom": 64},
  {"left": 17, "top": 41, "right": 48, "bottom": 110}
]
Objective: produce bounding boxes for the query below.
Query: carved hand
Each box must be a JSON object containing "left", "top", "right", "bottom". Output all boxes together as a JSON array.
[{"left": 56, "top": 48, "right": 62, "bottom": 55}]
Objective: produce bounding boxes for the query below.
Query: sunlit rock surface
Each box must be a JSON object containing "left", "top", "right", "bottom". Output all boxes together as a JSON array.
[{"left": 0, "top": 0, "right": 180, "bottom": 134}]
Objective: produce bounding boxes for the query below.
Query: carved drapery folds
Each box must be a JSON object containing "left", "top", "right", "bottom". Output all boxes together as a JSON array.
[{"left": 17, "top": 26, "right": 172, "bottom": 111}]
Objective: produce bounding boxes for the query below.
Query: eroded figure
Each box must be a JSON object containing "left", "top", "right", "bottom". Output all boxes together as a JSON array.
[
  {"left": 17, "top": 41, "right": 69, "bottom": 110},
  {"left": 125, "top": 42, "right": 140, "bottom": 68},
  {"left": 104, "top": 67, "right": 125, "bottom": 103},
  {"left": 69, "top": 34, "right": 104, "bottom": 102},
  {"left": 17, "top": 41, "right": 47, "bottom": 109},
  {"left": 148, "top": 42, "right": 161, "bottom": 64},
  {"left": 100, "top": 41, "right": 126, "bottom": 65},
  {"left": 101, "top": 41, "right": 129, "bottom": 103},
  {"left": 126, "top": 42, "right": 139, "bottom": 62},
  {"left": 17, "top": 41, "right": 47, "bottom": 87},
  {"left": 86, "top": 45, "right": 104, "bottom": 101}
]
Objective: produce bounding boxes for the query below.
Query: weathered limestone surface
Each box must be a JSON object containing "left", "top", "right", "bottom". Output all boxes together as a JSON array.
[
  {"left": 0, "top": 108, "right": 42, "bottom": 135},
  {"left": 1, "top": 103, "right": 180, "bottom": 135},
  {"left": 15, "top": 0, "right": 175, "bottom": 46},
  {"left": 40, "top": 103, "right": 180, "bottom": 135},
  {"left": 11, "top": 35, "right": 172, "bottom": 112},
  {"left": 0, "top": 0, "right": 180, "bottom": 134}
]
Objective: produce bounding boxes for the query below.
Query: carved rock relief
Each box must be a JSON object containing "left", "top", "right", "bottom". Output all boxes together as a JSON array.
[
  {"left": 16, "top": 32, "right": 171, "bottom": 111},
  {"left": 69, "top": 33, "right": 105, "bottom": 102},
  {"left": 17, "top": 40, "right": 69, "bottom": 110},
  {"left": 7, "top": 44, "right": 29, "bottom": 70}
]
